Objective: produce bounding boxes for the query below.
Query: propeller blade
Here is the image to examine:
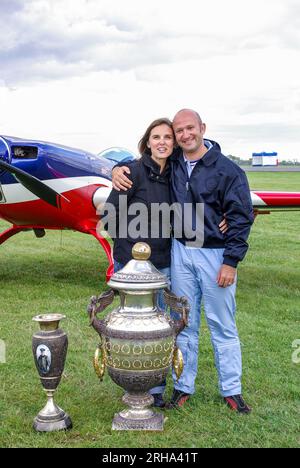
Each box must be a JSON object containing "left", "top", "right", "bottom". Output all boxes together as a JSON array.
[{"left": 0, "top": 160, "right": 67, "bottom": 208}]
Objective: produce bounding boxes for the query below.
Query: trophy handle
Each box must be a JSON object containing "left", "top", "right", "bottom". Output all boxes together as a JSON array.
[
  {"left": 172, "top": 346, "right": 184, "bottom": 382},
  {"left": 163, "top": 288, "right": 190, "bottom": 335},
  {"left": 93, "top": 342, "right": 106, "bottom": 381},
  {"left": 87, "top": 289, "right": 116, "bottom": 327}
]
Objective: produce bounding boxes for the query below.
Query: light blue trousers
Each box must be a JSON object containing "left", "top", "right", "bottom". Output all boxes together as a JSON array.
[{"left": 170, "top": 239, "right": 242, "bottom": 397}]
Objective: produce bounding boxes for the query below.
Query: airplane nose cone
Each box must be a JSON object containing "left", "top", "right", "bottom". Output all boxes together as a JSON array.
[
  {"left": 0, "top": 137, "right": 11, "bottom": 178},
  {"left": 0, "top": 137, "right": 11, "bottom": 166}
]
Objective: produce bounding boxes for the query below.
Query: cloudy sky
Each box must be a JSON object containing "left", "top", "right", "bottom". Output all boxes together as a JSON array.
[{"left": 1, "top": 0, "right": 300, "bottom": 160}]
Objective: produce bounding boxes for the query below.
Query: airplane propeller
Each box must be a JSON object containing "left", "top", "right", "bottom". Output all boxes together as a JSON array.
[{"left": 0, "top": 159, "right": 68, "bottom": 208}]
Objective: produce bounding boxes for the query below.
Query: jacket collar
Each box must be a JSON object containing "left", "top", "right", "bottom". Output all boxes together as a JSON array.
[
  {"left": 142, "top": 152, "right": 170, "bottom": 176},
  {"left": 200, "top": 146, "right": 219, "bottom": 166}
]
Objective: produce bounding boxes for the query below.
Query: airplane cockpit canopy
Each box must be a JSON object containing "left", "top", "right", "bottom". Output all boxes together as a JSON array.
[{"left": 97, "top": 147, "right": 138, "bottom": 164}]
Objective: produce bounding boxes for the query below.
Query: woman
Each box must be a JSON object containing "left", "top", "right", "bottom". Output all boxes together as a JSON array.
[{"left": 104, "top": 117, "right": 174, "bottom": 280}]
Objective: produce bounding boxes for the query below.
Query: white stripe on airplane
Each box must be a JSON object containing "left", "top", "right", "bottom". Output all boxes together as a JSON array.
[
  {"left": 250, "top": 192, "right": 267, "bottom": 206},
  {"left": 0, "top": 176, "right": 112, "bottom": 204},
  {"left": 0, "top": 175, "right": 273, "bottom": 208}
]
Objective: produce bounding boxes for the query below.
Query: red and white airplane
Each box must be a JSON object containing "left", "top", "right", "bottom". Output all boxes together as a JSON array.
[{"left": 1, "top": 135, "right": 299, "bottom": 281}]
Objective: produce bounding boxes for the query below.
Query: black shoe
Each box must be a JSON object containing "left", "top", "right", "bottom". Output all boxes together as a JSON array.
[
  {"left": 151, "top": 393, "right": 166, "bottom": 408},
  {"left": 165, "top": 389, "right": 190, "bottom": 410},
  {"left": 224, "top": 394, "right": 252, "bottom": 414}
]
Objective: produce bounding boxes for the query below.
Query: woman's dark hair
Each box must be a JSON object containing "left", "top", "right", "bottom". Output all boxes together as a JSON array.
[{"left": 138, "top": 118, "right": 175, "bottom": 155}]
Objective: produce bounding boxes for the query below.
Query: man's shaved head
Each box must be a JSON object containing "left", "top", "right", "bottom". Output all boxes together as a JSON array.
[{"left": 173, "top": 109, "right": 203, "bottom": 125}]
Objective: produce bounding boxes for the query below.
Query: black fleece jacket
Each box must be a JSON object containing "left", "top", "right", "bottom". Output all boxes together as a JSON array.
[{"left": 103, "top": 153, "right": 171, "bottom": 269}]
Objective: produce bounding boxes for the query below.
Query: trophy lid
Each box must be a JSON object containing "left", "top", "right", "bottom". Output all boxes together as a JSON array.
[{"left": 107, "top": 243, "right": 168, "bottom": 291}]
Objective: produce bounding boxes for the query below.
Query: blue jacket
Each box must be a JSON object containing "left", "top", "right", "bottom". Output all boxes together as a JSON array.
[{"left": 170, "top": 140, "right": 254, "bottom": 267}]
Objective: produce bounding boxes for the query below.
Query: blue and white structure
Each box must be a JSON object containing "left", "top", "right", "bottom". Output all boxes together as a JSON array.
[{"left": 252, "top": 152, "right": 278, "bottom": 166}]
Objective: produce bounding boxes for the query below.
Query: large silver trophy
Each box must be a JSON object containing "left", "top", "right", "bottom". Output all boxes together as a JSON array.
[{"left": 87, "top": 243, "right": 189, "bottom": 431}]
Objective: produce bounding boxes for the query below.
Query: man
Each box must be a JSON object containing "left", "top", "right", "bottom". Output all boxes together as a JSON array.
[
  {"left": 112, "top": 109, "right": 254, "bottom": 413},
  {"left": 37, "top": 347, "right": 50, "bottom": 374}
]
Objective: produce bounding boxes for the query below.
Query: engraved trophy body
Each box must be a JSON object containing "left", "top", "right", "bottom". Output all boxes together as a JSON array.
[{"left": 87, "top": 243, "right": 189, "bottom": 431}]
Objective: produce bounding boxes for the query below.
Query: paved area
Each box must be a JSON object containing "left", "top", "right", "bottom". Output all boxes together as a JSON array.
[{"left": 243, "top": 166, "right": 300, "bottom": 172}]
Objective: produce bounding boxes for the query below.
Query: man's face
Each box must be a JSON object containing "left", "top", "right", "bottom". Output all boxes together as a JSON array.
[{"left": 172, "top": 111, "right": 206, "bottom": 155}]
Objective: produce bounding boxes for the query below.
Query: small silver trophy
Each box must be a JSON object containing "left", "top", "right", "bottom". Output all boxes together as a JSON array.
[{"left": 32, "top": 313, "right": 72, "bottom": 432}]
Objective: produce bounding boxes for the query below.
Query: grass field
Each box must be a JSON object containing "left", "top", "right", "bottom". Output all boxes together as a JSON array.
[{"left": 0, "top": 172, "right": 299, "bottom": 448}]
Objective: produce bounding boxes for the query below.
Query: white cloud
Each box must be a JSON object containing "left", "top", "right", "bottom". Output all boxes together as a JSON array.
[{"left": 1, "top": 0, "right": 300, "bottom": 160}]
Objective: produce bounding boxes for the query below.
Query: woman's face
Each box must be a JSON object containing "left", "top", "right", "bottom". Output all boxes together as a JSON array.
[{"left": 147, "top": 124, "right": 174, "bottom": 164}]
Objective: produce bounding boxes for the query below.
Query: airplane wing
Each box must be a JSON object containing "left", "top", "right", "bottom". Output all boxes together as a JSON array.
[
  {"left": 0, "top": 160, "right": 68, "bottom": 209},
  {"left": 251, "top": 191, "right": 300, "bottom": 211}
]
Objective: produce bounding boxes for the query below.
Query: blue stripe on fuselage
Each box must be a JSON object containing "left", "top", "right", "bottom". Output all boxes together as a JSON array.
[{"left": 0, "top": 136, "right": 114, "bottom": 185}]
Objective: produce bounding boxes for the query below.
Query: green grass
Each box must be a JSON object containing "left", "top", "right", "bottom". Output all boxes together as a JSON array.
[
  {"left": 246, "top": 171, "right": 300, "bottom": 191},
  {"left": 0, "top": 172, "right": 299, "bottom": 448}
]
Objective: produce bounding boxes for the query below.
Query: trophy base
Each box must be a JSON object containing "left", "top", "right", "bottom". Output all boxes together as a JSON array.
[
  {"left": 33, "top": 390, "right": 72, "bottom": 432},
  {"left": 33, "top": 411, "right": 72, "bottom": 432},
  {"left": 112, "top": 392, "right": 164, "bottom": 431},
  {"left": 33, "top": 402, "right": 72, "bottom": 432},
  {"left": 112, "top": 412, "right": 164, "bottom": 431}
]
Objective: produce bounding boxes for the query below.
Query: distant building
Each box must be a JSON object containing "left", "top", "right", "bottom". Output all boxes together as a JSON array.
[{"left": 252, "top": 152, "right": 278, "bottom": 166}]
